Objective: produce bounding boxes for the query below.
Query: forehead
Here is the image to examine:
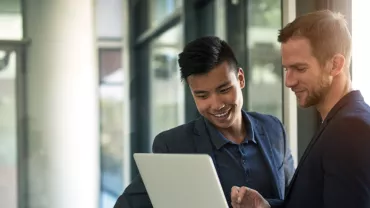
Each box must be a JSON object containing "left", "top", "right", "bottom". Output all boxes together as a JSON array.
[
  {"left": 281, "top": 38, "right": 314, "bottom": 65},
  {"left": 187, "top": 62, "right": 235, "bottom": 89}
]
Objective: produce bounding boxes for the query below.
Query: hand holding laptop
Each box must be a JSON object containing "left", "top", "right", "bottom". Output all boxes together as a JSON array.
[{"left": 231, "top": 186, "right": 271, "bottom": 208}]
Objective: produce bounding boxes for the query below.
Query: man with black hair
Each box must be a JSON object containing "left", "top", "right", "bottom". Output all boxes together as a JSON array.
[{"left": 114, "top": 36, "right": 294, "bottom": 208}]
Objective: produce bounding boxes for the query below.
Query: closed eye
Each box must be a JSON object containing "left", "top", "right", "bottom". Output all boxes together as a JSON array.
[
  {"left": 283, "top": 63, "right": 308, "bottom": 73},
  {"left": 196, "top": 94, "right": 208, "bottom": 99},
  {"left": 285, "top": 67, "right": 307, "bottom": 73},
  {"left": 220, "top": 87, "right": 232, "bottom": 93},
  {"left": 296, "top": 67, "right": 307, "bottom": 72}
]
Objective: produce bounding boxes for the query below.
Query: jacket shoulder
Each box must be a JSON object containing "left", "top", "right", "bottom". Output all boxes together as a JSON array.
[
  {"left": 247, "top": 111, "right": 283, "bottom": 127},
  {"left": 152, "top": 118, "right": 202, "bottom": 152},
  {"left": 247, "top": 111, "right": 286, "bottom": 144}
]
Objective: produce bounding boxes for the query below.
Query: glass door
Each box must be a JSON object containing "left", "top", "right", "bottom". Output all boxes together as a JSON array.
[
  {"left": 0, "top": 43, "right": 27, "bottom": 208},
  {"left": 0, "top": 48, "right": 18, "bottom": 208}
]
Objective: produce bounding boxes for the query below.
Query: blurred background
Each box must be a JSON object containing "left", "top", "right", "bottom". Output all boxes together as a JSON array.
[{"left": 0, "top": 0, "right": 367, "bottom": 207}]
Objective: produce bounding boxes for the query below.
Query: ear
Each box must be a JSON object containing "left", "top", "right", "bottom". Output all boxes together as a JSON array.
[
  {"left": 330, "top": 54, "right": 345, "bottom": 76},
  {"left": 237, "top": 68, "right": 245, "bottom": 89}
]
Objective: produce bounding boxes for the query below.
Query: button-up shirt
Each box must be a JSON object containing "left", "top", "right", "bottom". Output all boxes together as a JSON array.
[{"left": 205, "top": 112, "right": 276, "bottom": 206}]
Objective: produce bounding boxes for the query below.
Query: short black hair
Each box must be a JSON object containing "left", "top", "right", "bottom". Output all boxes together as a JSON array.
[{"left": 178, "top": 36, "right": 238, "bottom": 81}]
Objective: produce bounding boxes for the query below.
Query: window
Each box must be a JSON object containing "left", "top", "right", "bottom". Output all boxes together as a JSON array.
[
  {"left": 0, "top": 50, "right": 17, "bottom": 208},
  {"left": 246, "top": 0, "right": 283, "bottom": 120},
  {"left": 95, "top": 1, "right": 126, "bottom": 207},
  {"left": 149, "top": 0, "right": 182, "bottom": 28},
  {"left": 149, "top": 23, "right": 184, "bottom": 144},
  {"left": 99, "top": 49, "right": 124, "bottom": 207},
  {"left": 352, "top": 1, "right": 370, "bottom": 104},
  {"left": 0, "top": 0, "right": 22, "bottom": 40},
  {"left": 96, "top": 0, "right": 123, "bottom": 40}
]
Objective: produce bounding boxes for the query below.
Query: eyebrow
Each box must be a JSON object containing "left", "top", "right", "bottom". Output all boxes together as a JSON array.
[
  {"left": 216, "top": 81, "right": 231, "bottom": 89},
  {"left": 282, "top": 63, "right": 308, "bottom": 68},
  {"left": 193, "top": 81, "right": 231, "bottom": 94}
]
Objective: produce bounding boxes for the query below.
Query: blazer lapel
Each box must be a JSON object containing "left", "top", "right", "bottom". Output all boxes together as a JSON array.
[
  {"left": 285, "top": 91, "right": 363, "bottom": 197},
  {"left": 285, "top": 120, "right": 328, "bottom": 197},
  {"left": 192, "top": 117, "right": 215, "bottom": 155},
  {"left": 251, "top": 116, "right": 283, "bottom": 199}
]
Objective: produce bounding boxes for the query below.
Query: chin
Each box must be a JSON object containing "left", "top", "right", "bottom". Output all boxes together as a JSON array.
[
  {"left": 298, "top": 100, "right": 315, "bottom": 108},
  {"left": 210, "top": 113, "right": 234, "bottom": 129},
  {"left": 297, "top": 100, "right": 308, "bottom": 108},
  {"left": 215, "top": 121, "right": 233, "bottom": 129}
]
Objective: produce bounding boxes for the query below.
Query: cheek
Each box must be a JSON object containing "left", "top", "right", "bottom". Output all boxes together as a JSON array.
[
  {"left": 297, "top": 74, "right": 315, "bottom": 89},
  {"left": 194, "top": 99, "right": 209, "bottom": 113},
  {"left": 224, "top": 90, "right": 241, "bottom": 106}
]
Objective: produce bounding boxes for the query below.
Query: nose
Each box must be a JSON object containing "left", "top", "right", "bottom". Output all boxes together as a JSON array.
[
  {"left": 210, "top": 94, "right": 225, "bottom": 111},
  {"left": 285, "top": 69, "right": 298, "bottom": 88}
]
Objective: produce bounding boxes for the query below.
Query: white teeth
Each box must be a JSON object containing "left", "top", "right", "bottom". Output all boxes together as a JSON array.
[{"left": 214, "top": 111, "right": 229, "bottom": 117}]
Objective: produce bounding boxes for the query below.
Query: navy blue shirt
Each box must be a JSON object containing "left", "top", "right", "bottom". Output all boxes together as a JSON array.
[{"left": 205, "top": 112, "right": 276, "bottom": 206}]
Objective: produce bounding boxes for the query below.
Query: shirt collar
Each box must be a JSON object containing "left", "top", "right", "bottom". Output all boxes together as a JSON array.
[{"left": 205, "top": 110, "right": 257, "bottom": 150}]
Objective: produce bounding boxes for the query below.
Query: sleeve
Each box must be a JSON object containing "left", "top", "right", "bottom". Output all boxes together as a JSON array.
[
  {"left": 113, "top": 133, "right": 169, "bottom": 208},
  {"left": 272, "top": 115, "right": 295, "bottom": 186},
  {"left": 267, "top": 199, "right": 284, "bottom": 208},
  {"left": 152, "top": 132, "right": 170, "bottom": 153},
  {"left": 282, "top": 125, "right": 295, "bottom": 187},
  {"left": 265, "top": 115, "right": 295, "bottom": 207},
  {"left": 322, "top": 117, "right": 370, "bottom": 208}
]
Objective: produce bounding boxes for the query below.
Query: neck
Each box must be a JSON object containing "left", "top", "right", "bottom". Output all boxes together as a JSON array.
[
  {"left": 316, "top": 75, "right": 352, "bottom": 121},
  {"left": 218, "top": 112, "right": 246, "bottom": 144}
]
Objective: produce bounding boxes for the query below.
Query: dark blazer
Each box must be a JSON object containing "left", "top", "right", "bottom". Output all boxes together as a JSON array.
[
  {"left": 276, "top": 91, "right": 370, "bottom": 208},
  {"left": 114, "top": 111, "right": 294, "bottom": 208}
]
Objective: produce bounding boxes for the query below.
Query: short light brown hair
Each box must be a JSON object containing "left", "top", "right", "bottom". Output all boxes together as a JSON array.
[{"left": 278, "top": 10, "right": 352, "bottom": 69}]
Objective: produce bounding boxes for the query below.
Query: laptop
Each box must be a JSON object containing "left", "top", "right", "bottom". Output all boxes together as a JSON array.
[{"left": 134, "top": 153, "right": 229, "bottom": 208}]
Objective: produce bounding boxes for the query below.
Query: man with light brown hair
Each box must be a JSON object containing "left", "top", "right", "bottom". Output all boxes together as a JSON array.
[{"left": 231, "top": 10, "right": 370, "bottom": 208}]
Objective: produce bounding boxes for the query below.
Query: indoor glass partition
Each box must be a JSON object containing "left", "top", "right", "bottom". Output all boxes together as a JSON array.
[
  {"left": 0, "top": 48, "right": 18, "bottom": 208},
  {"left": 0, "top": 42, "right": 27, "bottom": 208},
  {"left": 246, "top": 0, "right": 283, "bottom": 120},
  {"left": 149, "top": 23, "right": 185, "bottom": 144}
]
